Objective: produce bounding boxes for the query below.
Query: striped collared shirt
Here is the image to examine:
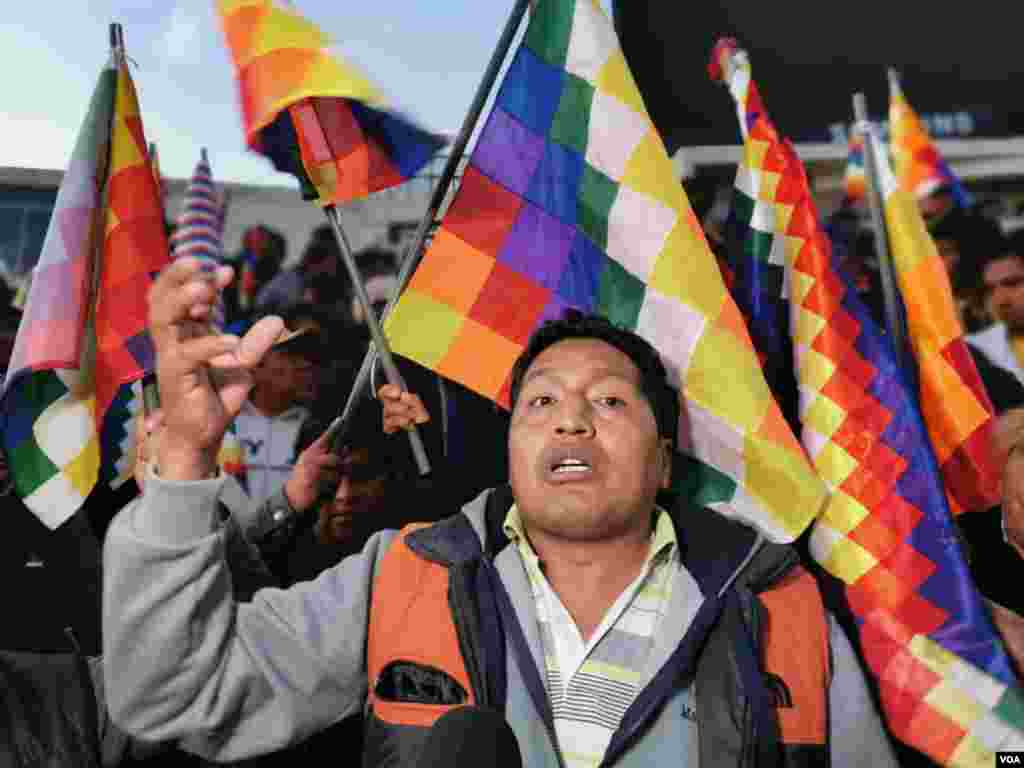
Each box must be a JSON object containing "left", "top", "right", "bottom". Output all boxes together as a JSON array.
[{"left": 504, "top": 504, "right": 680, "bottom": 768}]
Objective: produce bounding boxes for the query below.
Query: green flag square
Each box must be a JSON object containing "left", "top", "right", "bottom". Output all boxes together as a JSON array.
[
  {"left": 598, "top": 258, "right": 646, "bottom": 329},
  {"left": 524, "top": 0, "right": 574, "bottom": 69},
  {"left": 550, "top": 73, "right": 594, "bottom": 155},
  {"left": 578, "top": 164, "right": 619, "bottom": 250}
]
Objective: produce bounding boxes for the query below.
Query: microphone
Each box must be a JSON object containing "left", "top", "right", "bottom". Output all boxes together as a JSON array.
[{"left": 415, "top": 706, "right": 524, "bottom": 768}]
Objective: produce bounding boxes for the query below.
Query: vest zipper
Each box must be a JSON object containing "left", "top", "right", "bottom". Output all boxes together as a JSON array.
[
  {"left": 739, "top": 587, "right": 769, "bottom": 768},
  {"left": 448, "top": 563, "right": 489, "bottom": 708}
]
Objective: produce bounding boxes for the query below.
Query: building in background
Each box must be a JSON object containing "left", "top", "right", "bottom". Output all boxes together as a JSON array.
[
  {"left": 0, "top": 152, "right": 452, "bottom": 281},
  {"left": 674, "top": 139, "right": 1024, "bottom": 226},
  {"left": 0, "top": 168, "right": 58, "bottom": 279}
]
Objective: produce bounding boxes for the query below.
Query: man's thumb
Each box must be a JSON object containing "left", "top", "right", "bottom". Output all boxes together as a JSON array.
[{"left": 238, "top": 316, "right": 285, "bottom": 367}]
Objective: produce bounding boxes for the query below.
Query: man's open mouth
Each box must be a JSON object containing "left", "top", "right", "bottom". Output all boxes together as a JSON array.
[{"left": 551, "top": 458, "right": 592, "bottom": 474}]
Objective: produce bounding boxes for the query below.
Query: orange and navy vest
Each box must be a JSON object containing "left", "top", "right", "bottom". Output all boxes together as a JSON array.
[{"left": 364, "top": 489, "right": 830, "bottom": 768}]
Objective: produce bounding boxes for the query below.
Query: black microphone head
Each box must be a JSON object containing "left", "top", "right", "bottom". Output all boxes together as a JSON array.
[{"left": 415, "top": 706, "right": 523, "bottom": 768}]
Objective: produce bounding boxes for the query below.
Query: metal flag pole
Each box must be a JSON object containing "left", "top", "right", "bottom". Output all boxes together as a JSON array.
[
  {"left": 109, "top": 22, "right": 124, "bottom": 66},
  {"left": 323, "top": 0, "right": 532, "bottom": 452},
  {"left": 853, "top": 92, "right": 910, "bottom": 373},
  {"left": 322, "top": 204, "right": 432, "bottom": 474},
  {"left": 886, "top": 67, "right": 902, "bottom": 105}
]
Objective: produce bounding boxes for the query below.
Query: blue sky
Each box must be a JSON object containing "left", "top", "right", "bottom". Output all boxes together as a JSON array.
[{"left": 1, "top": 1, "right": 612, "bottom": 188}]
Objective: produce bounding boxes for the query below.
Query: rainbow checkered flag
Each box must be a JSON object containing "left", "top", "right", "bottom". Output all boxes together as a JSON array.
[
  {"left": 869, "top": 126, "right": 1001, "bottom": 515},
  {"left": 0, "top": 67, "right": 114, "bottom": 527},
  {"left": 889, "top": 70, "right": 973, "bottom": 208},
  {"left": 0, "top": 56, "right": 170, "bottom": 526},
  {"left": 385, "top": 0, "right": 826, "bottom": 542},
  {"left": 713, "top": 39, "right": 1023, "bottom": 766},
  {"left": 94, "top": 62, "right": 171, "bottom": 493},
  {"left": 216, "top": 0, "right": 444, "bottom": 207}
]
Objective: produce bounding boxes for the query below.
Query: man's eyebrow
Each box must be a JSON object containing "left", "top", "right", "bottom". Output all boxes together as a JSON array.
[
  {"left": 523, "top": 367, "right": 555, "bottom": 385},
  {"left": 522, "top": 366, "right": 638, "bottom": 387},
  {"left": 987, "top": 276, "right": 1024, "bottom": 287}
]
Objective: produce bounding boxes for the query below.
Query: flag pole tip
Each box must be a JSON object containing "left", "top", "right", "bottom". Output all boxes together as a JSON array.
[
  {"left": 708, "top": 37, "right": 740, "bottom": 82},
  {"left": 852, "top": 93, "right": 869, "bottom": 122}
]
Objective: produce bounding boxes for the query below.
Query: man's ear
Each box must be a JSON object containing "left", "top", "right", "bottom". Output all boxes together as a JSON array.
[{"left": 659, "top": 438, "right": 673, "bottom": 490}]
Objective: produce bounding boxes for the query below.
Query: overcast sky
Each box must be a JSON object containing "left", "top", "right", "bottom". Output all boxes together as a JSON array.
[{"left": 1, "top": 1, "right": 617, "bottom": 189}]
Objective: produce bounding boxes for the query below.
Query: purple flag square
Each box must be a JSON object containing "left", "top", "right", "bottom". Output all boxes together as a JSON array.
[
  {"left": 23, "top": 258, "right": 89, "bottom": 326},
  {"left": 472, "top": 107, "right": 546, "bottom": 199},
  {"left": 498, "top": 202, "right": 575, "bottom": 292}
]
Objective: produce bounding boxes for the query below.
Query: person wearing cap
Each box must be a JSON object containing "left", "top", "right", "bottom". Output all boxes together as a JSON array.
[{"left": 226, "top": 320, "right": 322, "bottom": 533}]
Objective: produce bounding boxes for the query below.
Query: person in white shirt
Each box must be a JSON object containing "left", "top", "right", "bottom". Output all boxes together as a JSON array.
[
  {"left": 227, "top": 325, "right": 320, "bottom": 530},
  {"left": 968, "top": 236, "right": 1024, "bottom": 386}
]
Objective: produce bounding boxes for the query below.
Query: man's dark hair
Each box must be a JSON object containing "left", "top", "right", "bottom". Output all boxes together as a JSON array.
[
  {"left": 932, "top": 212, "right": 1006, "bottom": 295},
  {"left": 976, "top": 229, "right": 1020, "bottom": 275},
  {"left": 508, "top": 311, "right": 678, "bottom": 448}
]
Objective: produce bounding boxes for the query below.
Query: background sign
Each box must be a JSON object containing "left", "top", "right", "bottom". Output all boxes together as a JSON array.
[{"left": 613, "top": 0, "right": 1024, "bottom": 151}]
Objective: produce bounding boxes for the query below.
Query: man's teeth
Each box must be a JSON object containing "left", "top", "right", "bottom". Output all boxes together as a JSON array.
[{"left": 553, "top": 460, "right": 590, "bottom": 473}]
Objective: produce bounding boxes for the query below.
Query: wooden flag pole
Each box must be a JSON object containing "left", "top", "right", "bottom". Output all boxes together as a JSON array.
[
  {"left": 323, "top": 0, "right": 532, "bottom": 452},
  {"left": 323, "top": 205, "right": 432, "bottom": 475},
  {"left": 853, "top": 92, "right": 911, "bottom": 373}
]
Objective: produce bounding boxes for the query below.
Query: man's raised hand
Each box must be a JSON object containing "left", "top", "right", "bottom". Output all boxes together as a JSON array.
[{"left": 148, "top": 258, "right": 283, "bottom": 481}]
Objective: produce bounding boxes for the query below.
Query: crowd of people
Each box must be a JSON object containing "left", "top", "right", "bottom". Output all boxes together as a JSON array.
[
  {"left": 1, "top": 177, "right": 1023, "bottom": 767},
  {"left": 0, "top": 220, "right": 512, "bottom": 766}
]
